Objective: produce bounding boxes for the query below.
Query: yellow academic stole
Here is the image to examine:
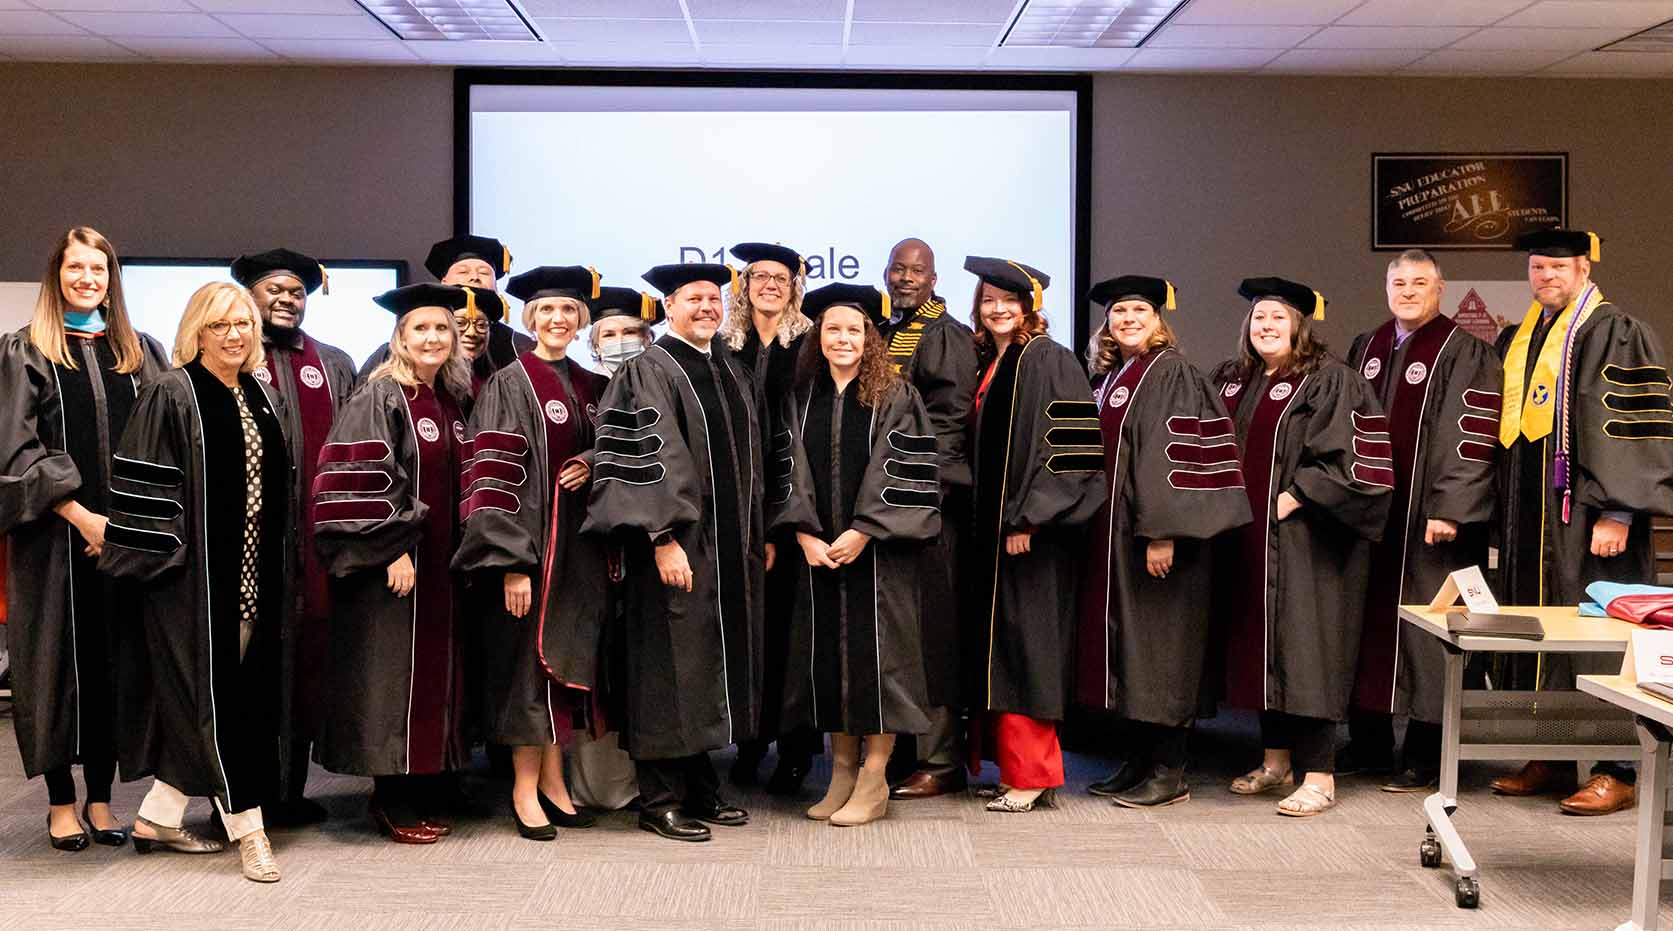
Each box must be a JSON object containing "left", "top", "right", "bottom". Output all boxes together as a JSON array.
[
  {"left": 887, "top": 297, "right": 945, "bottom": 372},
  {"left": 1498, "top": 284, "right": 1604, "bottom": 447}
]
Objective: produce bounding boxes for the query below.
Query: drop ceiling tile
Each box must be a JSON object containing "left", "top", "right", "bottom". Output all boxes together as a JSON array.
[
  {"left": 1498, "top": 1, "right": 1673, "bottom": 30},
  {"left": 1450, "top": 26, "right": 1636, "bottom": 50},
  {"left": 408, "top": 40, "right": 557, "bottom": 63},
  {"left": 544, "top": 39, "right": 698, "bottom": 64},
  {"left": 1403, "top": 47, "right": 1579, "bottom": 73},
  {"left": 847, "top": 21, "right": 997, "bottom": 46},
  {"left": 216, "top": 13, "right": 389, "bottom": 40},
  {"left": 114, "top": 36, "right": 279, "bottom": 60},
  {"left": 1337, "top": 0, "right": 1532, "bottom": 27},
  {"left": 1541, "top": 50, "right": 1673, "bottom": 74},
  {"left": 259, "top": 38, "right": 421, "bottom": 61},
  {"left": 687, "top": 0, "right": 845, "bottom": 20},
  {"left": 840, "top": 44, "right": 994, "bottom": 67},
  {"left": 55, "top": 11, "right": 238, "bottom": 37},
  {"left": 1123, "top": 47, "right": 1283, "bottom": 69},
  {"left": 521, "top": 0, "right": 684, "bottom": 17},
  {"left": 0, "top": 10, "right": 85, "bottom": 34},
  {"left": 986, "top": 45, "right": 1139, "bottom": 68},
  {"left": 192, "top": 0, "right": 366, "bottom": 11},
  {"left": 533, "top": 17, "right": 692, "bottom": 42},
  {"left": 0, "top": 0, "right": 27, "bottom": 10},
  {"left": 33, "top": 1, "right": 196, "bottom": 11},
  {"left": 1301, "top": 25, "right": 1478, "bottom": 48},
  {"left": 851, "top": 0, "right": 1019, "bottom": 23},
  {"left": 1263, "top": 47, "right": 1429, "bottom": 71},
  {"left": 698, "top": 42, "right": 844, "bottom": 65},
  {"left": 1172, "top": 0, "right": 1362, "bottom": 26},
  {"left": 1148, "top": 24, "right": 1319, "bottom": 48},
  {"left": 695, "top": 19, "right": 841, "bottom": 43},
  {"left": 0, "top": 34, "right": 138, "bottom": 59}
]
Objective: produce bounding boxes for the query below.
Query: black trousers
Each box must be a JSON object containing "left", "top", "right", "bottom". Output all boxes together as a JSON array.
[
  {"left": 1259, "top": 711, "right": 1334, "bottom": 774},
  {"left": 43, "top": 758, "right": 116, "bottom": 807},
  {"left": 636, "top": 752, "right": 721, "bottom": 816},
  {"left": 1127, "top": 720, "right": 1189, "bottom": 769}
]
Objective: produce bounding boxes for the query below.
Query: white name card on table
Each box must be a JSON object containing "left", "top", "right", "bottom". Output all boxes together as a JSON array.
[
  {"left": 1631, "top": 630, "right": 1673, "bottom": 684},
  {"left": 1427, "top": 566, "right": 1501, "bottom": 613}
]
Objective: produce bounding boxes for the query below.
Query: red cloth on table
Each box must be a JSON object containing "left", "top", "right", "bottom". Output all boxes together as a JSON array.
[{"left": 1605, "top": 594, "right": 1673, "bottom": 629}]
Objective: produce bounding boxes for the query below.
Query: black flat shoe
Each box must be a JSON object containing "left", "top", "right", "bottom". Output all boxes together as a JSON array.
[
  {"left": 683, "top": 800, "right": 749, "bottom": 827},
  {"left": 82, "top": 803, "right": 128, "bottom": 847},
  {"left": 765, "top": 757, "right": 812, "bottom": 797},
  {"left": 512, "top": 804, "right": 556, "bottom": 842},
  {"left": 1088, "top": 760, "right": 1146, "bottom": 798},
  {"left": 1380, "top": 765, "right": 1440, "bottom": 793},
  {"left": 537, "top": 792, "right": 596, "bottom": 829},
  {"left": 638, "top": 809, "right": 711, "bottom": 842},
  {"left": 48, "top": 816, "right": 89, "bottom": 852}
]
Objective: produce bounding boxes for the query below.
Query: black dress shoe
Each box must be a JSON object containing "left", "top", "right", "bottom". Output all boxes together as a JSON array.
[
  {"left": 512, "top": 804, "right": 556, "bottom": 841},
  {"left": 1088, "top": 760, "right": 1147, "bottom": 798},
  {"left": 1380, "top": 765, "right": 1440, "bottom": 793},
  {"left": 48, "top": 816, "right": 89, "bottom": 852},
  {"left": 638, "top": 809, "right": 711, "bottom": 842},
  {"left": 765, "top": 757, "right": 812, "bottom": 797},
  {"left": 1112, "top": 765, "right": 1190, "bottom": 808},
  {"left": 538, "top": 792, "right": 597, "bottom": 829},
  {"left": 683, "top": 799, "right": 749, "bottom": 826},
  {"left": 82, "top": 803, "right": 128, "bottom": 847}
]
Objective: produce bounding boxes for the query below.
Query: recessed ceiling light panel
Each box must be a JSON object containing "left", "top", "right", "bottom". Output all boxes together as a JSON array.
[
  {"left": 359, "top": 0, "right": 538, "bottom": 41},
  {"left": 1001, "top": 0, "right": 1187, "bottom": 48}
]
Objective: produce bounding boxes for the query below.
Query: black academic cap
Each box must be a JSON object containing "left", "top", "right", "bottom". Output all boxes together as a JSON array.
[
  {"left": 425, "top": 234, "right": 512, "bottom": 280},
  {"left": 1238, "top": 276, "right": 1326, "bottom": 321},
  {"left": 592, "top": 285, "right": 664, "bottom": 325},
  {"left": 963, "top": 256, "right": 1051, "bottom": 312},
  {"left": 374, "top": 283, "right": 472, "bottom": 318},
  {"left": 506, "top": 265, "right": 601, "bottom": 303},
  {"left": 642, "top": 262, "right": 737, "bottom": 298},
  {"left": 231, "top": 248, "right": 328, "bottom": 295},
  {"left": 1087, "top": 275, "right": 1175, "bottom": 312},
  {"left": 460, "top": 286, "right": 508, "bottom": 323},
  {"left": 730, "top": 242, "right": 806, "bottom": 279},
  {"left": 802, "top": 283, "right": 890, "bottom": 325},
  {"left": 1517, "top": 227, "right": 1601, "bottom": 262}
]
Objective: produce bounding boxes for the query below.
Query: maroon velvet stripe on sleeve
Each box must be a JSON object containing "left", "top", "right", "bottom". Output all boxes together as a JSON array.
[
  {"left": 312, "top": 470, "right": 392, "bottom": 495},
  {"left": 318, "top": 440, "right": 391, "bottom": 465},
  {"left": 312, "top": 498, "right": 395, "bottom": 524},
  {"left": 1165, "top": 441, "right": 1240, "bottom": 466}
]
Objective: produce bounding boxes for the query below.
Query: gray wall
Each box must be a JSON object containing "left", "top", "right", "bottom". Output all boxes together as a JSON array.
[{"left": 1, "top": 63, "right": 1668, "bottom": 355}]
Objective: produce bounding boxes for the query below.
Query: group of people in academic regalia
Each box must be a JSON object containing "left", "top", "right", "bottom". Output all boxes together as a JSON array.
[{"left": 6, "top": 222, "right": 1671, "bottom": 884}]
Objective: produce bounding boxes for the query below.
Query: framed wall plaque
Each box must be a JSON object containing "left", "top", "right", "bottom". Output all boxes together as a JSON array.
[{"left": 1372, "top": 153, "right": 1567, "bottom": 250}]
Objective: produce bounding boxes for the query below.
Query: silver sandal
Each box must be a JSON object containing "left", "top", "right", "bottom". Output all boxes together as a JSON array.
[
  {"left": 1276, "top": 782, "right": 1336, "bottom": 817},
  {"left": 984, "top": 787, "right": 1057, "bottom": 813},
  {"left": 1230, "top": 765, "right": 1294, "bottom": 796}
]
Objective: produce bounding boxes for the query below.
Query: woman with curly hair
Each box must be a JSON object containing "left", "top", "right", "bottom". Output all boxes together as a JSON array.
[
  {"left": 771, "top": 283, "right": 940, "bottom": 827},
  {"left": 1076, "top": 276, "right": 1250, "bottom": 809},
  {"left": 1213, "top": 277, "right": 1391, "bottom": 817},
  {"left": 962, "top": 256, "right": 1105, "bottom": 814},
  {"left": 722, "top": 241, "right": 821, "bottom": 794}
]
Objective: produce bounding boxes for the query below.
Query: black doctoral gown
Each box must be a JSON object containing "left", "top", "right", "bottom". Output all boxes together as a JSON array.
[
  {"left": 1076, "top": 349, "right": 1251, "bottom": 728},
  {"left": 772, "top": 373, "right": 941, "bottom": 736},
  {"left": 968, "top": 337, "right": 1106, "bottom": 721},
  {"left": 1347, "top": 316, "right": 1501, "bottom": 722},
  {"left": 729, "top": 324, "right": 807, "bottom": 743},
  {"left": 453, "top": 353, "right": 610, "bottom": 746},
  {"left": 879, "top": 298, "right": 979, "bottom": 706},
  {"left": 255, "top": 328, "right": 356, "bottom": 745},
  {"left": 1494, "top": 300, "right": 1673, "bottom": 688},
  {"left": 582, "top": 335, "right": 766, "bottom": 760},
  {"left": 1216, "top": 359, "right": 1392, "bottom": 721},
  {"left": 0, "top": 328, "right": 167, "bottom": 778},
  {"left": 98, "top": 361, "right": 293, "bottom": 813},
  {"left": 311, "top": 376, "right": 469, "bottom": 777}
]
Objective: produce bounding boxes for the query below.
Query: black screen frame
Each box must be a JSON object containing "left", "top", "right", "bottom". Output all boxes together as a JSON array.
[{"left": 453, "top": 68, "right": 1094, "bottom": 351}]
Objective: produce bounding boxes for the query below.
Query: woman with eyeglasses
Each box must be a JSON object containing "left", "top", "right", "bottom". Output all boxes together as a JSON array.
[
  {"left": 100, "top": 282, "right": 296, "bottom": 882},
  {"left": 2, "top": 227, "right": 168, "bottom": 853}
]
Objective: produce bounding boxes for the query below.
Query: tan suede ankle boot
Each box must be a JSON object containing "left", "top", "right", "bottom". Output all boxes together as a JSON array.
[{"left": 808, "top": 734, "right": 861, "bottom": 820}]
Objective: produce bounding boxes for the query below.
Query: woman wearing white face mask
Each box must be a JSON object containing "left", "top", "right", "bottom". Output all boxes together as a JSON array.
[{"left": 586, "top": 286, "right": 659, "bottom": 377}]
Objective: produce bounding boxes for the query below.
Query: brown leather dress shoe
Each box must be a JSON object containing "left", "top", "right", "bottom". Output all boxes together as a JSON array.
[
  {"left": 889, "top": 769, "right": 967, "bottom": 800},
  {"left": 1559, "top": 774, "right": 1636, "bottom": 815},
  {"left": 1489, "top": 760, "right": 1576, "bottom": 796}
]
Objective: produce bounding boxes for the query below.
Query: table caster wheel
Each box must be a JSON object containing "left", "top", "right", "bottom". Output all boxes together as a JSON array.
[
  {"left": 1420, "top": 838, "right": 1442, "bottom": 868},
  {"left": 1455, "top": 876, "right": 1480, "bottom": 909}
]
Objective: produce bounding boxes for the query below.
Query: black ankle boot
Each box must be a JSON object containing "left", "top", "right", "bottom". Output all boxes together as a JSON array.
[
  {"left": 1089, "top": 759, "right": 1147, "bottom": 797},
  {"left": 1112, "top": 764, "right": 1189, "bottom": 808}
]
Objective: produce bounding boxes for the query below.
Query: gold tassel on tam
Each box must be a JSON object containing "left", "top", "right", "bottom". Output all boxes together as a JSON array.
[
  {"left": 640, "top": 292, "right": 657, "bottom": 322},
  {"left": 1164, "top": 280, "right": 1176, "bottom": 311},
  {"left": 586, "top": 266, "right": 601, "bottom": 299},
  {"left": 1311, "top": 290, "right": 1325, "bottom": 321},
  {"left": 318, "top": 263, "right": 331, "bottom": 296}
]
